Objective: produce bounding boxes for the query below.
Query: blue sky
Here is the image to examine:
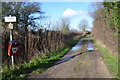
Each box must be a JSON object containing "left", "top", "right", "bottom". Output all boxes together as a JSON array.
[{"left": 41, "top": 2, "right": 94, "bottom": 31}]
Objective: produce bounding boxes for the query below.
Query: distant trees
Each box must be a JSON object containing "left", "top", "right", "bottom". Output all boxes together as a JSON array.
[
  {"left": 51, "top": 21, "right": 61, "bottom": 31},
  {"left": 60, "top": 18, "right": 70, "bottom": 35},
  {"left": 51, "top": 18, "right": 70, "bottom": 35},
  {"left": 2, "top": 2, "right": 45, "bottom": 31},
  {"left": 78, "top": 19, "right": 88, "bottom": 31}
]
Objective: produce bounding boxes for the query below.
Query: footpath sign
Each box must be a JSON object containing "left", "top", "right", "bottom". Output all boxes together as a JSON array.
[{"left": 5, "top": 16, "right": 16, "bottom": 22}]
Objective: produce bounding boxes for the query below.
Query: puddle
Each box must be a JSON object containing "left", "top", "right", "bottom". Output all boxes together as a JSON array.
[
  {"left": 71, "top": 42, "right": 81, "bottom": 51},
  {"left": 87, "top": 47, "right": 94, "bottom": 51},
  {"left": 88, "top": 45, "right": 93, "bottom": 47},
  {"left": 87, "top": 41, "right": 94, "bottom": 51},
  {"left": 71, "top": 46, "right": 79, "bottom": 51},
  {"left": 88, "top": 42, "right": 92, "bottom": 46}
]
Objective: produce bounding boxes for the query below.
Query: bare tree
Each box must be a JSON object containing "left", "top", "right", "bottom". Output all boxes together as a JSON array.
[
  {"left": 78, "top": 19, "right": 88, "bottom": 31},
  {"left": 50, "top": 18, "right": 70, "bottom": 34},
  {"left": 60, "top": 18, "right": 70, "bottom": 35},
  {"left": 44, "top": 16, "right": 52, "bottom": 30},
  {"left": 88, "top": 2, "right": 103, "bottom": 19}
]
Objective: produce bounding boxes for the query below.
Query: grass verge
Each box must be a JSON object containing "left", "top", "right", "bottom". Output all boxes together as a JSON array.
[
  {"left": 81, "top": 34, "right": 119, "bottom": 79},
  {"left": 94, "top": 42, "right": 119, "bottom": 79},
  {"left": 2, "top": 38, "right": 80, "bottom": 80}
]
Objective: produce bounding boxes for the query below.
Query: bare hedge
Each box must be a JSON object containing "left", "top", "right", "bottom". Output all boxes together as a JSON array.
[{"left": 2, "top": 29, "right": 64, "bottom": 65}]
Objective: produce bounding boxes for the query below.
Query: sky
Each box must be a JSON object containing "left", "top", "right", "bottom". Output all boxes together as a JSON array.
[{"left": 40, "top": 2, "right": 94, "bottom": 31}]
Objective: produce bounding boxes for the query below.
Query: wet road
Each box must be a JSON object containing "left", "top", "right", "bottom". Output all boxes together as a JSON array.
[{"left": 28, "top": 38, "right": 113, "bottom": 78}]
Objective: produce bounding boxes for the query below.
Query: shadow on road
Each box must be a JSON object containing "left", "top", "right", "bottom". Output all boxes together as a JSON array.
[
  {"left": 53, "top": 50, "right": 93, "bottom": 66},
  {"left": 52, "top": 38, "right": 95, "bottom": 67}
]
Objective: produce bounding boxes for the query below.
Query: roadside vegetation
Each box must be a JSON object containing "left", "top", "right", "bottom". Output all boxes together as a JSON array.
[
  {"left": 2, "top": 38, "right": 80, "bottom": 80},
  {"left": 91, "top": 2, "right": 119, "bottom": 55},
  {"left": 94, "top": 42, "right": 119, "bottom": 79},
  {"left": 89, "top": 1, "right": 119, "bottom": 79},
  {"left": 85, "top": 35, "right": 119, "bottom": 79}
]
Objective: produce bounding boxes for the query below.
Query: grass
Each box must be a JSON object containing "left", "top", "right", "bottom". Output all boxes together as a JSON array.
[
  {"left": 85, "top": 34, "right": 93, "bottom": 38},
  {"left": 84, "top": 35, "right": 119, "bottom": 79},
  {"left": 2, "top": 38, "right": 80, "bottom": 80},
  {"left": 94, "top": 42, "right": 119, "bottom": 79}
]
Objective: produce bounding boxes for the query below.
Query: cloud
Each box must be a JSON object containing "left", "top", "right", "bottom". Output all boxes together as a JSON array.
[{"left": 63, "top": 8, "right": 88, "bottom": 18}]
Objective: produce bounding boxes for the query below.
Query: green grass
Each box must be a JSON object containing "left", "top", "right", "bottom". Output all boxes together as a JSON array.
[
  {"left": 94, "top": 42, "right": 119, "bottom": 79},
  {"left": 2, "top": 38, "right": 80, "bottom": 80},
  {"left": 79, "top": 35, "right": 119, "bottom": 79},
  {"left": 85, "top": 34, "right": 93, "bottom": 38}
]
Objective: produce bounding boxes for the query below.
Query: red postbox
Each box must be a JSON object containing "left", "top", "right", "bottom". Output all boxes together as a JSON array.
[{"left": 8, "top": 41, "right": 20, "bottom": 56}]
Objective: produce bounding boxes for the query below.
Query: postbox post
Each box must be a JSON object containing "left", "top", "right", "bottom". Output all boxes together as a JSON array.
[
  {"left": 5, "top": 15, "right": 16, "bottom": 67},
  {"left": 10, "top": 29, "right": 14, "bottom": 67},
  {"left": 9, "top": 22, "right": 14, "bottom": 67}
]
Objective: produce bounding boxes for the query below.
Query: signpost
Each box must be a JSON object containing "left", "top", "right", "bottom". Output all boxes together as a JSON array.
[
  {"left": 5, "top": 16, "right": 16, "bottom": 22},
  {"left": 5, "top": 15, "right": 16, "bottom": 67}
]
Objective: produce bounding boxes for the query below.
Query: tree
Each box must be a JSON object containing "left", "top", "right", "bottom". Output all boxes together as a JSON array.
[
  {"left": 43, "top": 16, "right": 52, "bottom": 30},
  {"left": 88, "top": 2, "right": 103, "bottom": 19},
  {"left": 59, "top": 18, "right": 70, "bottom": 35},
  {"left": 51, "top": 21, "right": 61, "bottom": 31},
  {"left": 103, "top": 2, "right": 120, "bottom": 32},
  {"left": 2, "top": 2, "right": 45, "bottom": 59},
  {"left": 89, "top": 2, "right": 119, "bottom": 55},
  {"left": 50, "top": 18, "right": 70, "bottom": 34},
  {"left": 2, "top": 2, "right": 45, "bottom": 31},
  {"left": 78, "top": 19, "right": 88, "bottom": 31}
]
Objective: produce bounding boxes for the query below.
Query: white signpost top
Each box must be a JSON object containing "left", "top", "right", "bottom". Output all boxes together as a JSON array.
[{"left": 5, "top": 15, "right": 16, "bottom": 22}]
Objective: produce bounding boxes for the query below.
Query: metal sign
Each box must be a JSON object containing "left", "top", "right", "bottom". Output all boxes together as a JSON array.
[
  {"left": 8, "top": 23, "right": 13, "bottom": 29},
  {"left": 5, "top": 16, "right": 16, "bottom": 22},
  {"left": 12, "top": 47, "right": 18, "bottom": 54}
]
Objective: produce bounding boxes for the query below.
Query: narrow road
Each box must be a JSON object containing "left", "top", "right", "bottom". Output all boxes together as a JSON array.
[{"left": 28, "top": 38, "right": 113, "bottom": 78}]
